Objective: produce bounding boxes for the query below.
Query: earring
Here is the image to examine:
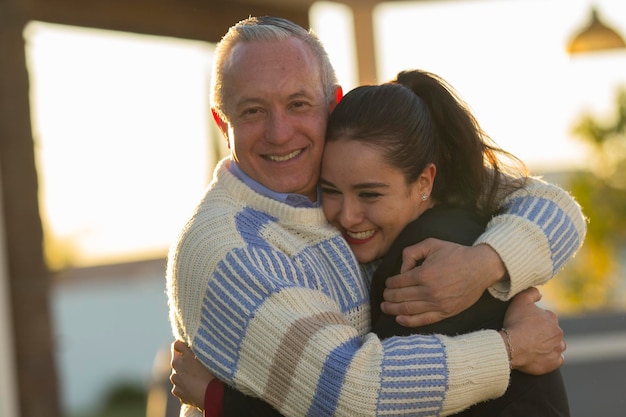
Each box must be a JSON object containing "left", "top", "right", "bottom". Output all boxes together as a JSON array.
[{"left": 421, "top": 193, "right": 429, "bottom": 201}]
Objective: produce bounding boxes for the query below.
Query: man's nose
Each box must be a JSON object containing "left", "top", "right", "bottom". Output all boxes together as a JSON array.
[{"left": 266, "top": 111, "right": 294, "bottom": 145}]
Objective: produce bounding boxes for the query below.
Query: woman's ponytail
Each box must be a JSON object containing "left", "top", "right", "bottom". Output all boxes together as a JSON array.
[{"left": 393, "top": 70, "right": 525, "bottom": 214}]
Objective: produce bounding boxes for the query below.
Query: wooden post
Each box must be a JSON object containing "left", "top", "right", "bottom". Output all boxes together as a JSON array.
[
  {"left": 0, "top": 3, "right": 62, "bottom": 416},
  {"left": 348, "top": 0, "right": 378, "bottom": 85}
]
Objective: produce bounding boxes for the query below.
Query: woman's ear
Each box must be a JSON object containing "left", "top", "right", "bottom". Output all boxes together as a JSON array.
[
  {"left": 419, "top": 163, "right": 437, "bottom": 195},
  {"left": 211, "top": 108, "right": 230, "bottom": 148}
]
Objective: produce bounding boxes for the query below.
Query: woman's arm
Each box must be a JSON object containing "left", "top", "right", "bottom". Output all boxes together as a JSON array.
[{"left": 170, "top": 340, "right": 221, "bottom": 415}]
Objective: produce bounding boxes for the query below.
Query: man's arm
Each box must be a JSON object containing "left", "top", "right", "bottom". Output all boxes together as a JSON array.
[
  {"left": 476, "top": 177, "right": 586, "bottom": 298},
  {"left": 171, "top": 288, "right": 565, "bottom": 415},
  {"left": 381, "top": 177, "right": 586, "bottom": 327},
  {"left": 170, "top": 287, "right": 566, "bottom": 416},
  {"left": 174, "top": 248, "right": 509, "bottom": 417}
]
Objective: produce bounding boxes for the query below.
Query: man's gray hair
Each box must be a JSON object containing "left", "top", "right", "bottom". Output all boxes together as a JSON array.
[{"left": 210, "top": 16, "right": 338, "bottom": 120}]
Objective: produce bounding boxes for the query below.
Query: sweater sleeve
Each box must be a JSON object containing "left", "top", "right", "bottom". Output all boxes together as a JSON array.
[
  {"left": 188, "top": 249, "right": 509, "bottom": 417},
  {"left": 180, "top": 404, "right": 202, "bottom": 417},
  {"left": 476, "top": 176, "right": 587, "bottom": 300}
]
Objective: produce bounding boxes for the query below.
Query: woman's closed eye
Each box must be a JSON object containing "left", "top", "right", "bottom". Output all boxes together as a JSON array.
[
  {"left": 321, "top": 186, "right": 341, "bottom": 196},
  {"left": 358, "top": 191, "right": 383, "bottom": 199}
]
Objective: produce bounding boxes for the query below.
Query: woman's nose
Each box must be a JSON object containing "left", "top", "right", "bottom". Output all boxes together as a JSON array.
[{"left": 339, "top": 199, "right": 363, "bottom": 229}]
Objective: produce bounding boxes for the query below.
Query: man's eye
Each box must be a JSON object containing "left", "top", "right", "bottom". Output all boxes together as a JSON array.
[
  {"left": 360, "top": 192, "right": 382, "bottom": 199},
  {"left": 291, "top": 101, "right": 311, "bottom": 110}
]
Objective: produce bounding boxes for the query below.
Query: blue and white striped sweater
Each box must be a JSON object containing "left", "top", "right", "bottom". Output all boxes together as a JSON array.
[
  {"left": 195, "top": 220, "right": 451, "bottom": 416},
  {"left": 168, "top": 158, "right": 586, "bottom": 417},
  {"left": 476, "top": 179, "right": 586, "bottom": 300}
]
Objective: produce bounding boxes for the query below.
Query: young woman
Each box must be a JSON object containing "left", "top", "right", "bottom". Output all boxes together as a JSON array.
[
  {"left": 171, "top": 69, "right": 570, "bottom": 416},
  {"left": 319, "top": 69, "right": 569, "bottom": 416}
]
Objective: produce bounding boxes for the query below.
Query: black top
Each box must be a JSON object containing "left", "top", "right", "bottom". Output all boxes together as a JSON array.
[{"left": 369, "top": 205, "right": 506, "bottom": 337}]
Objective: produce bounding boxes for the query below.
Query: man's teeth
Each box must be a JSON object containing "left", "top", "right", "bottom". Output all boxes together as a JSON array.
[
  {"left": 347, "top": 229, "right": 376, "bottom": 239},
  {"left": 267, "top": 149, "right": 302, "bottom": 162}
]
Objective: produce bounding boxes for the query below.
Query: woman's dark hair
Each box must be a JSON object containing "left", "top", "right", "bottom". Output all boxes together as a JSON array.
[{"left": 325, "top": 69, "right": 527, "bottom": 216}]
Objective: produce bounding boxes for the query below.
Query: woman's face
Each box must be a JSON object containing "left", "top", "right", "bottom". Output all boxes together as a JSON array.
[{"left": 320, "top": 139, "right": 434, "bottom": 263}]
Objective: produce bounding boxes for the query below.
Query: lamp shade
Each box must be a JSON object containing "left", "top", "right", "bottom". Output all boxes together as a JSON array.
[{"left": 567, "top": 8, "right": 626, "bottom": 54}]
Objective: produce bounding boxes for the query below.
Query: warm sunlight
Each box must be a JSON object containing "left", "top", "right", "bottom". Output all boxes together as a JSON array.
[
  {"left": 316, "top": 0, "right": 626, "bottom": 172},
  {"left": 26, "top": 23, "right": 220, "bottom": 267},
  {"left": 26, "top": 0, "right": 626, "bottom": 267},
  {"left": 375, "top": 0, "right": 626, "bottom": 172}
]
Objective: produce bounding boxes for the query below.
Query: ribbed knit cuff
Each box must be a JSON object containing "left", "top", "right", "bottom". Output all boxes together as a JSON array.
[
  {"left": 180, "top": 403, "right": 203, "bottom": 417},
  {"left": 474, "top": 216, "right": 552, "bottom": 300},
  {"left": 439, "top": 330, "right": 510, "bottom": 415}
]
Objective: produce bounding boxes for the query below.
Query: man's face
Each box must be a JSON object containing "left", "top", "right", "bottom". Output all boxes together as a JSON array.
[{"left": 218, "top": 38, "right": 331, "bottom": 202}]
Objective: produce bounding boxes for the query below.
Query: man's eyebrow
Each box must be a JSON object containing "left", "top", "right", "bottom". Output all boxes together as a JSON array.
[
  {"left": 234, "top": 97, "right": 265, "bottom": 108},
  {"left": 288, "top": 90, "right": 313, "bottom": 99},
  {"left": 234, "top": 91, "right": 313, "bottom": 109}
]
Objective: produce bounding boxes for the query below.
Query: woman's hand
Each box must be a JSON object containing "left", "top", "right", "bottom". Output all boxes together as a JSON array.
[{"left": 170, "top": 339, "right": 215, "bottom": 410}]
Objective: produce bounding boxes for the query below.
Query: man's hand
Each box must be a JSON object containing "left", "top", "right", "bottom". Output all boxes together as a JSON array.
[
  {"left": 502, "top": 287, "right": 566, "bottom": 375},
  {"left": 170, "top": 340, "right": 215, "bottom": 410},
  {"left": 380, "top": 239, "right": 507, "bottom": 327}
]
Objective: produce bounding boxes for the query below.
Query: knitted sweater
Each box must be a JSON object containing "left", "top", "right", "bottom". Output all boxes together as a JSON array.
[
  {"left": 167, "top": 158, "right": 586, "bottom": 417},
  {"left": 477, "top": 176, "right": 586, "bottom": 300}
]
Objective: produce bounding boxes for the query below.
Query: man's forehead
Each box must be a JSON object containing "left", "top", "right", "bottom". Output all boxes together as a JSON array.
[
  {"left": 223, "top": 39, "right": 324, "bottom": 107},
  {"left": 226, "top": 38, "right": 318, "bottom": 72}
]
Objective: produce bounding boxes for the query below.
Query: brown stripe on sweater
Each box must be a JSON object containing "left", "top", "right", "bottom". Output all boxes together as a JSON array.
[{"left": 262, "top": 311, "right": 348, "bottom": 409}]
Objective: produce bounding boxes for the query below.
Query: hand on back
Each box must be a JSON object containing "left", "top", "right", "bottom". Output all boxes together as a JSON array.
[
  {"left": 502, "top": 287, "right": 566, "bottom": 375},
  {"left": 381, "top": 239, "right": 504, "bottom": 327}
]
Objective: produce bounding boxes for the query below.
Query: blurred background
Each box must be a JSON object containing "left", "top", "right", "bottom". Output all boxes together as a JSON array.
[{"left": 1, "top": 0, "right": 625, "bottom": 416}]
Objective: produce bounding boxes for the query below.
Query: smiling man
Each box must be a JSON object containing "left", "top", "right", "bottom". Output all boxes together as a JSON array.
[{"left": 210, "top": 35, "right": 329, "bottom": 203}]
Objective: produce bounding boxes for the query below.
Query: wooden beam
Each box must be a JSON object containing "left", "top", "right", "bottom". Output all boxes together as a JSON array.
[{"left": 17, "top": 0, "right": 310, "bottom": 42}]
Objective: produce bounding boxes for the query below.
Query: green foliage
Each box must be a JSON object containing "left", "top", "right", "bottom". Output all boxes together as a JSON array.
[
  {"left": 571, "top": 88, "right": 626, "bottom": 186},
  {"left": 572, "top": 89, "right": 626, "bottom": 148},
  {"left": 548, "top": 87, "right": 626, "bottom": 313},
  {"left": 67, "top": 382, "right": 147, "bottom": 417},
  {"left": 102, "top": 382, "right": 147, "bottom": 409}
]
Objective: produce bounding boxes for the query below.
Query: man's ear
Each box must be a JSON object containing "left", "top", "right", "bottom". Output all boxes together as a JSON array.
[
  {"left": 211, "top": 108, "right": 230, "bottom": 148},
  {"left": 329, "top": 85, "right": 343, "bottom": 113}
]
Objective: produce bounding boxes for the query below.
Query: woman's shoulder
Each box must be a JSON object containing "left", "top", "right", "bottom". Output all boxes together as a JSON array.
[{"left": 397, "top": 205, "right": 487, "bottom": 247}]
